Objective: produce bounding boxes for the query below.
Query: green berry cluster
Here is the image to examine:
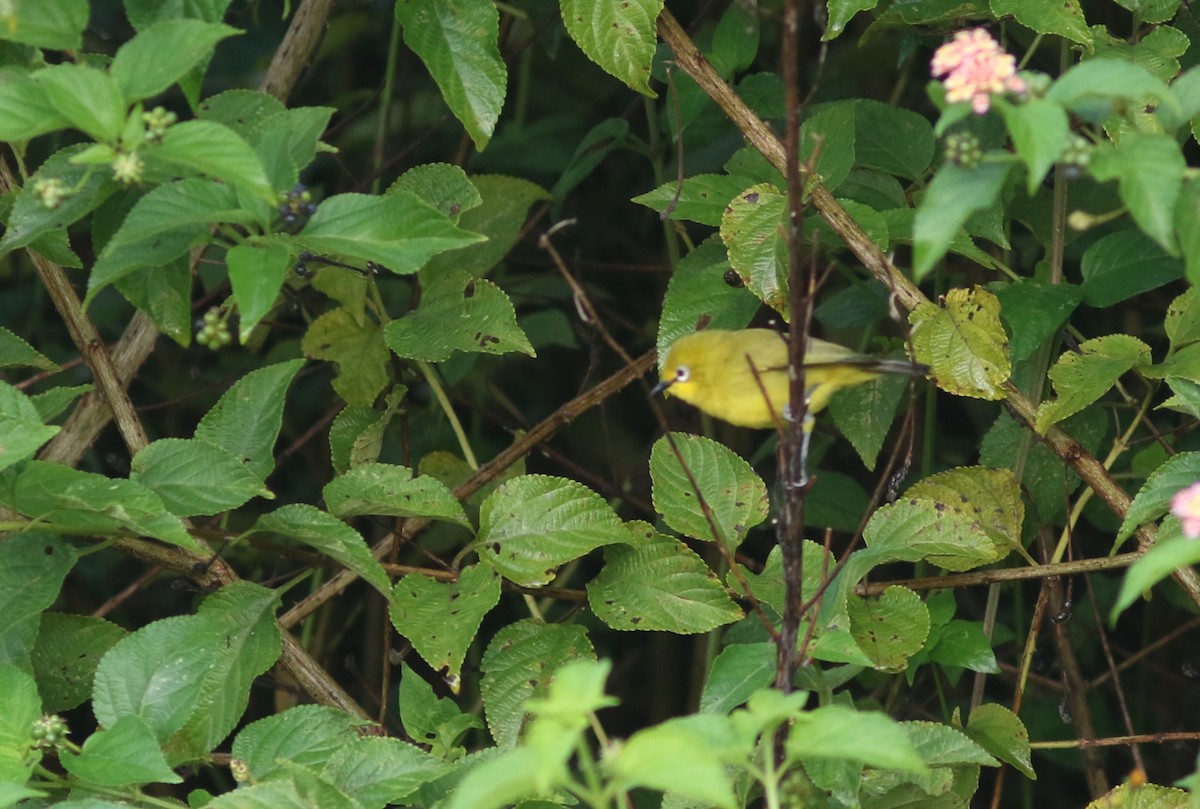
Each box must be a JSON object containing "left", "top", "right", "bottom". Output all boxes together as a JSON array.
[
  {"left": 944, "top": 131, "right": 983, "bottom": 169},
  {"left": 142, "top": 106, "right": 177, "bottom": 144},
  {"left": 1061, "top": 134, "right": 1092, "bottom": 168},
  {"left": 278, "top": 183, "right": 318, "bottom": 229},
  {"left": 111, "top": 152, "right": 144, "bottom": 186},
  {"left": 30, "top": 715, "right": 68, "bottom": 750},
  {"left": 195, "top": 307, "right": 233, "bottom": 350}
]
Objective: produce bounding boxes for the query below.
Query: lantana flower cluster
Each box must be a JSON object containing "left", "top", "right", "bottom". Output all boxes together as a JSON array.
[{"left": 931, "top": 28, "right": 1026, "bottom": 114}]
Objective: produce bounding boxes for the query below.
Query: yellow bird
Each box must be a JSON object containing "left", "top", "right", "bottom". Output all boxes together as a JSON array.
[{"left": 653, "top": 328, "right": 926, "bottom": 429}]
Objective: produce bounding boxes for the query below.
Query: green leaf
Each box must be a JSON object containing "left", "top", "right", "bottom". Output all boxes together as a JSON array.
[
  {"left": 847, "top": 586, "right": 930, "bottom": 672},
  {"left": 993, "top": 279, "right": 1082, "bottom": 362},
  {"left": 963, "top": 703, "right": 1035, "bottom": 779},
  {"left": 384, "top": 272, "right": 534, "bottom": 362},
  {"left": 997, "top": 97, "right": 1070, "bottom": 194},
  {"left": 711, "top": 0, "right": 759, "bottom": 73},
  {"left": 907, "top": 466, "right": 1024, "bottom": 557},
  {"left": 227, "top": 242, "right": 292, "bottom": 342},
  {"left": 864, "top": 497, "right": 1005, "bottom": 572},
  {"left": 1036, "top": 334, "right": 1151, "bottom": 432},
  {"left": 657, "top": 235, "right": 761, "bottom": 357},
  {"left": 87, "top": 179, "right": 246, "bottom": 303},
  {"left": 824, "top": 0, "right": 879, "bottom": 39},
  {"left": 0, "top": 67, "right": 70, "bottom": 141},
  {"left": 610, "top": 716, "right": 738, "bottom": 809},
  {"left": 232, "top": 705, "right": 374, "bottom": 782},
  {"left": 33, "top": 63, "right": 126, "bottom": 141},
  {"left": 0, "top": 534, "right": 76, "bottom": 671},
  {"left": 854, "top": 99, "right": 935, "bottom": 181},
  {"left": 92, "top": 614, "right": 226, "bottom": 742},
  {"left": 0, "top": 0, "right": 88, "bottom": 49},
  {"left": 130, "top": 438, "right": 273, "bottom": 517},
  {"left": 560, "top": 0, "right": 663, "bottom": 96},
  {"left": 0, "top": 381, "right": 59, "bottom": 473},
  {"left": 913, "top": 162, "right": 1011, "bottom": 280},
  {"left": 1116, "top": 451, "right": 1200, "bottom": 547},
  {"left": 114, "top": 258, "right": 193, "bottom": 347},
  {"left": 321, "top": 737, "right": 446, "bottom": 809},
  {"left": 990, "top": 0, "right": 1091, "bottom": 47},
  {"left": 388, "top": 163, "right": 482, "bottom": 221},
  {"left": 1080, "top": 229, "right": 1183, "bottom": 307},
  {"left": 587, "top": 535, "right": 744, "bottom": 633},
  {"left": 0, "top": 145, "right": 118, "bottom": 260},
  {"left": 254, "top": 504, "right": 392, "bottom": 598},
  {"left": 30, "top": 613, "right": 126, "bottom": 714},
  {"left": 1047, "top": 58, "right": 1179, "bottom": 123},
  {"left": 787, "top": 704, "right": 926, "bottom": 772},
  {"left": 1090, "top": 133, "right": 1185, "bottom": 252},
  {"left": 398, "top": 661, "right": 478, "bottom": 754},
  {"left": 395, "top": 0, "right": 507, "bottom": 150},
  {"left": 477, "top": 475, "right": 627, "bottom": 587},
  {"left": 390, "top": 564, "right": 501, "bottom": 678},
  {"left": 10, "top": 461, "right": 198, "bottom": 550},
  {"left": 698, "top": 642, "right": 775, "bottom": 715},
  {"left": 479, "top": 621, "right": 594, "bottom": 748},
  {"left": 0, "top": 664, "right": 40, "bottom": 784},
  {"left": 324, "top": 462, "right": 468, "bottom": 526},
  {"left": 125, "top": 0, "right": 236, "bottom": 29},
  {"left": 720, "top": 182, "right": 790, "bottom": 319},
  {"left": 927, "top": 620, "right": 1000, "bottom": 674},
  {"left": 62, "top": 715, "right": 182, "bottom": 786},
  {"left": 649, "top": 433, "right": 768, "bottom": 550},
  {"left": 198, "top": 88, "right": 288, "bottom": 134},
  {"left": 552, "top": 118, "right": 630, "bottom": 201},
  {"left": 302, "top": 306, "right": 391, "bottom": 407},
  {"left": 909, "top": 286, "right": 1011, "bottom": 401},
  {"left": 194, "top": 359, "right": 305, "bottom": 480},
  {"left": 298, "top": 192, "right": 485, "bottom": 274},
  {"left": 1114, "top": 518, "right": 1198, "bottom": 618},
  {"left": 1177, "top": 181, "right": 1200, "bottom": 286},
  {"left": 111, "top": 20, "right": 241, "bottom": 102},
  {"left": 801, "top": 102, "right": 856, "bottom": 191},
  {"left": 416, "top": 174, "right": 550, "bottom": 277},
  {"left": 633, "top": 173, "right": 753, "bottom": 226},
  {"left": 828, "top": 371, "right": 910, "bottom": 471},
  {"left": 903, "top": 720, "right": 997, "bottom": 766},
  {"left": 1166, "top": 287, "right": 1200, "bottom": 350},
  {"left": 167, "top": 582, "right": 282, "bottom": 761},
  {"left": 151, "top": 120, "right": 274, "bottom": 200}
]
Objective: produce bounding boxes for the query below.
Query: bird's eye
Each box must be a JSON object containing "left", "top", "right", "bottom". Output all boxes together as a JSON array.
[{"left": 674, "top": 366, "right": 690, "bottom": 383}]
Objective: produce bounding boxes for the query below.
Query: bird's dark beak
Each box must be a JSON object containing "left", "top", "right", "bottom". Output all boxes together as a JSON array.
[{"left": 650, "top": 377, "right": 673, "bottom": 396}]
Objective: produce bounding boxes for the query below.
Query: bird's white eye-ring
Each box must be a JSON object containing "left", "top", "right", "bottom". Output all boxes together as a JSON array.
[{"left": 674, "top": 366, "right": 690, "bottom": 383}]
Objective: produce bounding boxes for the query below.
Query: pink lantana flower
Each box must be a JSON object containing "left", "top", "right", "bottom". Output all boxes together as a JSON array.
[
  {"left": 1171, "top": 482, "right": 1200, "bottom": 538},
  {"left": 931, "top": 28, "right": 1026, "bottom": 114}
]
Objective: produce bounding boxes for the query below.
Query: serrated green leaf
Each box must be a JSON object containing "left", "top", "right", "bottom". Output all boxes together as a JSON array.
[
  {"left": 847, "top": 586, "right": 930, "bottom": 672},
  {"left": 910, "top": 286, "right": 1010, "bottom": 401},
  {"left": 990, "top": 0, "right": 1091, "bottom": 47},
  {"left": 62, "top": 715, "right": 182, "bottom": 786},
  {"left": 649, "top": 433, "right": 768, "bottom": 550},
  {"left": 476, "top": 475, "right": 626, "bottom": 586},
  {"left": 903, "top": 720, "right": 997, "bottom": 767},
  {"left": 787, "top": 704, "right": 926, "bottom": 772},
  {"left": 587, "top": 537, "right": 743, "bottom": 633},
  {"left": 0, "top": 381, "right": 59, "bottom": 473},
  {"left": 232, "top": 705, "right": 374, "bottom": 782},
  {"left": 150, "top": 120, "right": 273, "bottom": 200},
  {"left": 633, "top": 173, "right": 753, "bottom": 226},
  {"left": 1116, "top": 451, "right": 1200, "bottom": 548},
  {"left": 92, "top": 614, "right": 226, "bottom": 742},
  {"left": 1080, "top": 229, "right": 1184, "bottom": 308},
  {"left": 228, "top": 242, "right": 292, "bottom": 342},
  {"left": 479, "top": 621, "right": 594, "bottom": 748},
  {"left": 32, "top": 63, "right": 125, "bottom": 141},
  {"left": 0, "top": 0, "right": 88, "bottom": 50},
  {"left": 194, "top": 359, "right": 305, "bottom": 480},
  {"left": 854, "top": 99, "right": 935, "bottom": 181},
  {"left": 560, "top": 0, "right": 663, "bottom": 96},
  {"left": 0, "top": 534, "right": 76, "bottom": 672},
  {"left": 324, "top": 462, "right": 467, "bottom": 526},
  {"left": 698, "top": 642, "right": 774, "bottom": 714},
  {"left": 31, "top": 612, "right": 126, "bottom": 713},
  {"left": 254, "top": 504, "right": 392, "bottom": 597},
  {"left": 907, "top": 466, "right": 1023, "bottom": 556},
  {"left": 388, "top": 163, "right": 482, "bottom": 220},
  {"left": 1047, "top": 58, "right": 1179, "bottom": 123},
  {"left": 864, "top": 498, "right": 1004, "bottom": 572},
  {"left": 828, "top": 371, "right": 910, "bottom": 471},
  {"left": 1036, "top": 334, "right": 1151, "bottom": 432},
  {"left": 10, "top": 461, "right": 198, "bottom": 550},
  {"left": 302, "top": 306, "right": 391, "bottom": 407},
  {"left": 801, "top": 102, "right": 856, "bottom": 190},
  {"left": 322, "top": 737, "right": 447, "bottom": 809},
  {"left": 86, "top": 179, "right": 246, "bottom": 303},
  {"left": 130, "top": 438, "right": 273, "bottom": 517},
  {"left": 657, "top": 235, "right": 760, "bottom": 358},
  {"left": 720, "top": 182, "right": 789, "bottom": 319},
  {"left": 0, "top": 66, "right": 70, "bottom": 141},
  {"left": 993, "top": 279, "right": 1082, "bottom": 362},
  {"left": 913, "top": 162, "right": 1010, "bottom": 280},
  {"left": 0, "top": 664, "right": 40, "bottom": 784},
  {"left": 1166, "top": 288, "right": 1200, "bottom": 351},
  {"left": 1091, "top": 133, "right": 1184, "bottom": 251},
  {"left": 390, "top": 564, "right": 500, "bottom": 677},
  {"left": 963, "top": 703, "right": 1034, "bottom": 778},
  {"left": 395, "top": 0, "right": 506, "bottom": 150},
  {"left": 824, "top": 0, "right": 879, "bottom": 39},
  {"left": 111, "top": 19, "right": 240, "bottom": 102},
  {"left": 610, "top": 716, "right": 738, "bottom": 809},
  {"left": 298, "top": 192, "right": 485, "bottom": 274},
  {"left": 997, "top": 97, "right": 1070, "bottom": 194},
  {"left": 385, "top": 273, "right": 534, "bottom": 362}
]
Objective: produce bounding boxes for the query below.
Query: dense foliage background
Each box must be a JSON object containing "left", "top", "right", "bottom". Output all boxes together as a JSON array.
[{"left": 6, "top": 0, "right": 1200, "bottom": 806}]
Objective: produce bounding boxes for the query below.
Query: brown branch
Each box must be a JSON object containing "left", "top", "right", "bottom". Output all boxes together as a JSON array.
[{"left": 855, "top": 553, "right": 1141, "bottom": 596}]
